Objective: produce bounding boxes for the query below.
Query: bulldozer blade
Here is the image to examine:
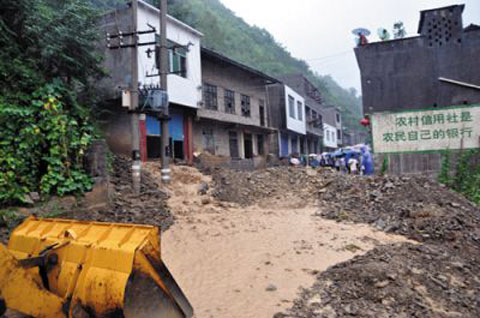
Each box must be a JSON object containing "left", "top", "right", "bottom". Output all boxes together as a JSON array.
[{"left": 7, "top": 216, "right": 193, "bottom": 318}]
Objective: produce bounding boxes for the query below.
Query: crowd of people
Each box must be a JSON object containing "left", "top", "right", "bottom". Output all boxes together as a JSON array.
[{"left": 291, "top": 144, "right": 375, "bottom": 175}]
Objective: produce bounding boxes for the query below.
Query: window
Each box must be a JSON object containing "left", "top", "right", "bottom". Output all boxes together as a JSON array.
[
  {"left": 337, "top": 129, "right": 342, "bottom": 140},
  {"left": 305, "top": 106, "right": 311, "bottom": 120},
  {"left": 203, "top": 84, "right": 217, "bottom": 110},
  {"left": 168, "top": 41, "right": 187, "bottom": 78},
  {"left": 336, "top": 113, "right": 341, "bottom": 123},
  {"left": 259, "top": 100, "right": 265, "bottom": 127},
  {"left": 317, "top": 114, "right": 323, "bottom": 128},
  {"left": 257, "top": 134, "right": 264, "bottom": 155},
  {"left": 229, "top": 131, "right": 239, "bottom": 158},
  {"left": 241, "top": 95, "right": 251, "bottom": 117},
  {"left": 288, "top": 95, "right": 295, "bottom": 119},
  {"left": 297, "top": 101, "right": 303, "bottom": 121},
  {"left": 202, "top": 128, "right": 215, "bottom": 154},
  {"left": 326, "top": 131, "right": 330, "bottom": 141},
  {"left": 224, "top": 89, "right": 235, "bottom": 114}
]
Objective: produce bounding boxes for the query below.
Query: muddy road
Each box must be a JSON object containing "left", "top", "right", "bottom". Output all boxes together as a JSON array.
[{"left": 157, "top": 165, "right": 410, "bottom": 318}]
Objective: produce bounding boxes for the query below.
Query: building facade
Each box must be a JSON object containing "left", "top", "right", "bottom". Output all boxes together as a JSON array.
[
  {"left": 355, "top": 4, "right": 480, "bottom": 114},
  {"left": 279, "top": 74, "right": 324, "bottom": 154},
  {"left": 98, "top": 0, "right": 203, "bottom": 163},
  {"left": 193, "top": 48, "right": 278, "bottom": 164},
  {"left": 355, "top": 4, "right": 480, "bottom": 175},
  {"left": 267, "top": 84, "right": 307, "bottom": 157}
]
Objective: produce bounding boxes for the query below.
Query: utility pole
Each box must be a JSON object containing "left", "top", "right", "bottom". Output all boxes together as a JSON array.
[
  {"left": 159, "top": 0, "right": 171, "bottom": 184},
  {"left": 131, "top": 0, "right": 141, "bottom": 194}
]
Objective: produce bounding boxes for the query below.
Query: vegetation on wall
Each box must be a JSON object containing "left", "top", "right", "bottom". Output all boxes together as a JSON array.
[
  {"left": 439, "top": 150, "right": 480, "bottom": 205},
  {"left": 0, "top": 0, "right": 103, "bottom": 206}
]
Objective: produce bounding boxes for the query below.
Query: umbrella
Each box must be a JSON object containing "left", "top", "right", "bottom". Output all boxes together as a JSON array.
[{"left": 352, "top": 28, "right": 371, "bottom": 36}]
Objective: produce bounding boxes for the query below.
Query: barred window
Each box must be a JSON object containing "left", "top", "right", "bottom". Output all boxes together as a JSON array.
[
  {"left": 203, "top": 84, "right": 217, "bottom": 110},
  {"left": 225, "top": 89, "right": 235, "bottom": 114},
  {"left": 241, "top": 95, "right": 251, "bottom": 117}
]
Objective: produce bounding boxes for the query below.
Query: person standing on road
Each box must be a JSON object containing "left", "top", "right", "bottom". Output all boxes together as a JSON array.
[{"left": 348, "top": 157, "right": 359, "bottom": 175}]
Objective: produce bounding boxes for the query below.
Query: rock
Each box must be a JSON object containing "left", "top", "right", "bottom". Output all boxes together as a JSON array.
[
  {"left": 374, "top": 280, "right": 390, "bottom": 288},
  {"left": 22, "top": 195, "right": 35, "bottom": 206},
  {"left": 29, "top": 192, "right": 41, "bottom": 202},
  {"left": 198, "top": 182, "right": 209, "bottom": 195},
  {"left": 266, "top": 284, "right": 277, "bottom": 292},
  {"left": 201, "top": 198, "right": 211, "bottom": 205}
]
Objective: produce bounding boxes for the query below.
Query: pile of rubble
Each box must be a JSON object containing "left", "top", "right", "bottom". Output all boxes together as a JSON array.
[
  {"left": 210, "top": 167, "right": 336, "bottom": 206},
  {"left": 61, "top": 156, "right": 174, "bottom": 231},
  {"left": 283, "top": 243, "right": 480, "bottom": 318},
  {"left": 280, "top": 174, "right": 480, "bottom": 318},
  {"left": 319, "top": 174, "right": 480, "bottom": 245}
]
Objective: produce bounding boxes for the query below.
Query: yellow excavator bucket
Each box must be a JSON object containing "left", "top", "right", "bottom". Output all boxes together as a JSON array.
[{"left": 5, "top": 216, "right": 193, "bottom": 318}]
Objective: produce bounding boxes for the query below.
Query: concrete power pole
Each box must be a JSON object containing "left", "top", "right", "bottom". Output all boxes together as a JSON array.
[
  {"left": 131, "top": 0, "right": 141, "bottom": 194},
  {"left": 159, "top": 0, "right": 171, "bottom": 184}
]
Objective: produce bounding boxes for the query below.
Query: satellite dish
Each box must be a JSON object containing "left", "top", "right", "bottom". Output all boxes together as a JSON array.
[
  {"left": 352, "top": 28, "right": 371, "bottom": 36},
  {"left": 377, "top": 28, "right": 391, "bottom": 41}
]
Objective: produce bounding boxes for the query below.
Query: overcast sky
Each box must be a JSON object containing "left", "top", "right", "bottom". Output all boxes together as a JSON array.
[{"left": 219, "top": 0, "right": 480, "bottom": 94}]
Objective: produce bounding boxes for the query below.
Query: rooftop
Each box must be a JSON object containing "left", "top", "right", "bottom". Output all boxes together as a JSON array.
[{"left": 201, "top": 47, "right": 280, "bottom": 84}]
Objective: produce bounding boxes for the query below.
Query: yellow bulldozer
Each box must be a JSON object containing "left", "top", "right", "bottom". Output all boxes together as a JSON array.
[{"left": 0, "top": 216, "right": 193, "bottom": 318}]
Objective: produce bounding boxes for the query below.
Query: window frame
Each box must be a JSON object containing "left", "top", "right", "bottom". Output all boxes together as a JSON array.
[
  {"left": 224, "top": 89, "right": 236, "bottom": 114},
  {"left": 288, "top": 95, "right": 295, "bottom": 119},
  {"left": 297, "top": 101, "right": 303, "bottom": 121},
  {"left": 203, "top": 83, "right": 218, "bottom": 110},
  {"left": 241, "top": 94, "right": 251, "bottom": 117}
]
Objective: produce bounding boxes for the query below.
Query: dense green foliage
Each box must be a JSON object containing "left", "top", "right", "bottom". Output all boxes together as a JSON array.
[
  {"left": 439, "top": 150, "right": 480, "bottom": 205},
  {"left": 0, "top": 0, "right": 103, "bottom": 205}
]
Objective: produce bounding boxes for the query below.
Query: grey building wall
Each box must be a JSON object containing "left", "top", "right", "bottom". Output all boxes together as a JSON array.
[
  {"left": 195, "top": 49, "right": 275, "bottom": 161},
  {"left": 355, "top": 5, "right": 480, "bottom": 114},
  {"left": 279, "top": 74, "right": 324, "bottom": 137},
  {"left": 199, "top": 53, "right": 269, "bottom": 128},
  {"left": 97, "top": 7, "right": 134, "bottom": 101}
]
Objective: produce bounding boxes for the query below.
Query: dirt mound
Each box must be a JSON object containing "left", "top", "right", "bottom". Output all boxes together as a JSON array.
[
  {"left": 280, "top": 174, "right": 480, "bottom": 318},
  {"left": 283, "top": 243, "right": 480, "bottom": 318},
  {"left": 61, "top": 156, "right": 173, "bottom": 231},
  {"left": 211, "top": 167, "right": 335, "bottom": 207},
  {"left": 319, "top": 175, "right": 480, "bottom": 245}
]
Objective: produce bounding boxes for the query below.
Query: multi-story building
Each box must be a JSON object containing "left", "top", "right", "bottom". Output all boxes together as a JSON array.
[
  {"left": 194, "top": 48, "right": 278, "bottom": 164},
  {"left": 98, "top": 0, "right": 203, "bottom": 163},
  {"left": 355, "top": 4, "right": 480, "bottom": 114},
  {"left": 279, "top": 74, "right": 324, "bottom": 154},
  {"left": 267, "top": 84, "right": 307, "bottom": 157},
  {"left": 322, "top": 106, "right": 342, "bottom": 151}
]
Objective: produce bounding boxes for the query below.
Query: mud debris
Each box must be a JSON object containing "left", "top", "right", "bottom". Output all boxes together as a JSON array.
[
  {"left": 210, "top": 167, "right": 335, "bottom": 206},
  {"left": 279, "top": 173, "right": 480, "bottom": 318},
  {"left": 60, "top": 156, "right": 173, "bottom": 231}
]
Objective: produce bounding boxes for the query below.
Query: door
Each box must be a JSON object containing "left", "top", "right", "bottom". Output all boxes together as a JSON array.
[
  {"left": 229, "top": 131, "right": 239, "bottom": 158},
  {"left": 244, "top": 133, "right": 253, "bottom": 159}
]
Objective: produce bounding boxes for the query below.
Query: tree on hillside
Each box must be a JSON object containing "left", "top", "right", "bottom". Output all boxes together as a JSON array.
[{"left": 0, "top": 0, "right": 104, "bottom": 205}]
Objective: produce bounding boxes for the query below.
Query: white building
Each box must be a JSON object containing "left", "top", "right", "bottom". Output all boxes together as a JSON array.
[
  {"left": 98, "top": 0, "right": 203, "bottom": 162},
  {"left": 267, "top": 84, "right": 307, "bottom": 157},
  {"left": 323, "top": 123, "right": 338, "bottom": 150}
]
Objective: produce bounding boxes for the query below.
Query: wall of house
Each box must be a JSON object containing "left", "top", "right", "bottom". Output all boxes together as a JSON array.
[
  {"left": 192, "top": 120, "right": 268, "bottom": 160},
  {"left": 280, "top": 74, "right": 324, "bottom": 138},
  {"left": 355, "top": 18, "right": 480, "bottom": 113},
  {"left": 285, "top": 85, "right": 306, "bottom": 135},
  {"left": 323, "top": 123, "right": 338, "bottom": 149},
  {"left": 98, "top": 1, "right": 202, "bottom": 108},
  {"left": 137, "top": 2, "right": 202, "bottom": 108},
  {"left": 198, "top": 57, "right": 268, "bottom": 127}
]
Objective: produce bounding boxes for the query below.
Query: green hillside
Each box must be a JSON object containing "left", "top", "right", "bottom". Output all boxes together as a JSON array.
[
  {"left": 96, "top": 0, "right": 364, "bottom": 131},
  {"left": 168, "top": 0, "right": 363, "bottom": 130}
]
